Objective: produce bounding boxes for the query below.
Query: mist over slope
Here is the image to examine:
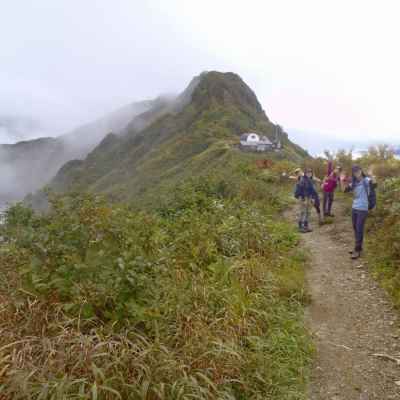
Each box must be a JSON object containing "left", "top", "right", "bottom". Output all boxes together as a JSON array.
[
  {"left": 0, "top": 137, "right": 65, "bottom": 202},
  {"left": 0, "top": 115, "right": 45, "bottom": 143},
  {"left": 0, "top": 99, "right": 160, "bottom": 202},
  {"left": 42, "top": 71, "right": 307, "bottom": 205}
]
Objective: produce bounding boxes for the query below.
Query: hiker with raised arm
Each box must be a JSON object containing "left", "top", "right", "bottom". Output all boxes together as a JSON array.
[
  {"left": 309, "top": 169, "right": 323, "bottom": 225},
  {"left": 322, "top": 161, "right": 341, "bottom": 217},
  {"left": 294, "top": 168, "right": 320, "bottom": 233},
  {"left": 291, "top": 168, "right": 323, "bottom": 224},
  {"left": 345, "top": 165, "right": 377, "bottom": 259}
]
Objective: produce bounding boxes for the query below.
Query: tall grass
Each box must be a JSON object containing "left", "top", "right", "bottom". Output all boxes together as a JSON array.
[{"left": 0, "top": 168, "right": 312, "bottom": 399}]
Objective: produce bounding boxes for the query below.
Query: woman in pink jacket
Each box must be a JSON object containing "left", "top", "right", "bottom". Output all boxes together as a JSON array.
[{"left": 322, "top": 162, "right": 341, "bottom": 217}]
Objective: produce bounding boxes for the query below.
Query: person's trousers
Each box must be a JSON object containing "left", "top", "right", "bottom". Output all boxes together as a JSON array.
[
  {"left": 352, "top": 209, "right": 368, "bottom": 252},
  {"left": 323, "top": 191, "right": 334, "bottom": 215},
  {"left": 299, "top": 198, "right": 311, "bottom": 227},
  {"left": 312, "top": 195, "right": 321, "bottom": 215}
]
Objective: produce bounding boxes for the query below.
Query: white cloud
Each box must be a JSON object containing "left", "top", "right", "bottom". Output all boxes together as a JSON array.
[{"left": 1, "top": 0, "right": 400, "bottom": 145}]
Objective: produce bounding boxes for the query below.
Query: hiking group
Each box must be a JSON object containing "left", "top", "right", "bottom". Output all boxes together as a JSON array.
[{"left": 292, "top": 161, "right": 377, "bottom": 260}]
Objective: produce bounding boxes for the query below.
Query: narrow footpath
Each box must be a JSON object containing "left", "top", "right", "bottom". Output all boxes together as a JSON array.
[{"left": 299, "top": 201, "right": 400, "bottom": 399}]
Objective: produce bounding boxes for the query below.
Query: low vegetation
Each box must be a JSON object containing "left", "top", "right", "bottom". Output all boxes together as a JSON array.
[
  {"left": 347, "top": 146, "right": 400, "bottom": 307},
  {"left": 367, "top": 175, "right": 400, "bottom": 306},
  {"left": 0, "top": 164, "right": 312, "bottom": 399}
]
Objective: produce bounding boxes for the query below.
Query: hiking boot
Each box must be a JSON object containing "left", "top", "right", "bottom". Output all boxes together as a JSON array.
[
  {"left": 303, "top": 226, "right": 313, "bottom": 233},
  {"left": 351, "top": 251, "right": 361, "bottom": 259},
  {"left": 299, "top": 225, "right": 310, "bottom": 233}
]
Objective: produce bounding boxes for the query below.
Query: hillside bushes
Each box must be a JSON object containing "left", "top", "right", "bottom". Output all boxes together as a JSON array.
[
  {"left": 368, "top": 177, "right": 400, "bottom": 305},
  {"left": 0, "top": 170, "right": 311, "bottom": 399}
]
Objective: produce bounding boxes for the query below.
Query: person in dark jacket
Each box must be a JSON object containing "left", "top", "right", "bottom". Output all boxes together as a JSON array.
[{"left": 295, "top": 168, "right": 319, "bottom": 233}]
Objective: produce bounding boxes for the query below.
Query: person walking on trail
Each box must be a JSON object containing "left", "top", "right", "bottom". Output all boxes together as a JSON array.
[
  {"left": 322, "top": 162, "right": 341, "bottom": 217},
  {"left": 294, "top": 168, "right": 320, "bottom": 233},
  {"left": 345, "top": 165, "right": 376, "bottom": 260},
  {"left": 291, "top": 168, "right": 323, "bottom": 224}
]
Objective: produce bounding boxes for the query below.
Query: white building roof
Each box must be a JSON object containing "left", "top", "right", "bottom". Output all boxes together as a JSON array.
[{"left": 240, "top": 132, "right": 259, "bottom": 142}]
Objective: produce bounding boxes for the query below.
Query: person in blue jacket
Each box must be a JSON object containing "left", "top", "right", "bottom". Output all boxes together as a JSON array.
[
  {"left": 345, "top": 165, "right": 376, "bottom": 259},
  {"left": 295, "top": 168, "right": 320, "bottom": 233}
]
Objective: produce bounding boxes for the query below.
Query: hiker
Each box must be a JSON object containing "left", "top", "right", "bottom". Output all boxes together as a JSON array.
[
  {"left": 294, "top": 168, "right": 320, "bottom": 233},
  {"left": 345, "top": 165, "right": 377, "bottom": 259},
  {"left": 308, "top": 170, "right": 323, "bottom": 225},
  {"left": 322, "top": 164, "right": 341, "bottom": 217},
  {"left": 292, "top": 168, "right": 323, "bottom": 225}
]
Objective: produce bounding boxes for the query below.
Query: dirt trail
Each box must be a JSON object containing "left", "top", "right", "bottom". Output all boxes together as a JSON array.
[{"left": 297, "top": 200, "right": 400, "bottom": 399}]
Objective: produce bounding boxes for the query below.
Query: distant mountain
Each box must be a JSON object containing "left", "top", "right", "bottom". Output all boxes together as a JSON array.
[
  {"left": 60, "top": 99, "right": 158, "bottom": 159},
  {"left": 39, "top": 71, "right": 307, "bottom": 206},
  {"left": 0, "top": 99, "right": 159, "bottom": 202}
]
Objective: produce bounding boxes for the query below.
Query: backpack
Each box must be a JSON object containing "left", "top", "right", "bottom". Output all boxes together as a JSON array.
[
  {"left": 295, "top": 176, "right": 317, "bottom": 200},
  {"left": 362, "top": 178, "right": 377, "bottom": 210},
  {"left": 294, "top": 179, "right": 303, "bottom": 199}
]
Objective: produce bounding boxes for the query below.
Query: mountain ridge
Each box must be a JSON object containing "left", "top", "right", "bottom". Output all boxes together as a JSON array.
[
  {"left": 0, "top": 99, "right": 160, "bottom": 202},
  {"left": 40, "top": 71, "right": 308, "bottom": 206}
]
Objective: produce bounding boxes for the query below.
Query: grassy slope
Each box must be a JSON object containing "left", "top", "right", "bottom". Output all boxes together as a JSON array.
[
  {"left": 3, "top": 72, "right": 314, "bottom": 398},
  {"left": 45, "top": 72, "right": 308, "bottom": 204},
  {"left": 0, "top": 164, "right": 312, "bottom": 399},
  {"left": 366, "top": 177, "right": 400, "bottom": 305}
]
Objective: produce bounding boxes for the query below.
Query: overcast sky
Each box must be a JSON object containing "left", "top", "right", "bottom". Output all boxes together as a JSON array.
[{"left": 2, "top": 0, "right": 400, "bottom": 152}]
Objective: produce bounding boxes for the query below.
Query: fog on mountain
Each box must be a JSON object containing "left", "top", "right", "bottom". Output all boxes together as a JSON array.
[
  {"left": 0, "top": 71, "right": 307, "bottom": 211},
  {"left": 0, "top": 99, "right": 163, "bottom": 204}
]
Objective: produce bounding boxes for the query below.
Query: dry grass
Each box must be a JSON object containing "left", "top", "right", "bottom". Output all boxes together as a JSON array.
[
  {"left": 0, "top": 257, "right": 311, "bottom": 399},
  {"left": 0, "top": 174, "right": 312, "bottom": 399}
]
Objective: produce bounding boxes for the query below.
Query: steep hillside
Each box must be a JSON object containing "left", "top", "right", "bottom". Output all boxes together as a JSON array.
[
  {"left": 60, "top": 99, "right": 156, "bottom": 158},
  {"left": 1, "top": 162, "right": 311, "bottom": 399},
  {"left": 0, "top": 72, "right": 312, "bottom": 398},
  {"left": 47, "top": 71, "right": 308, "bottom": 203},
  {"left": 0, "top": 99, "right": 157, "bottom": 202}
]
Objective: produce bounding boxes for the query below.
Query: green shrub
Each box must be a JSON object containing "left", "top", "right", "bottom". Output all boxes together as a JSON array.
[
  {"left": 368, "top": 177, "right": 400, "bottom": 305},
  {"left": 0, "top": 167, "right": 311, "bottom": 399}
]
